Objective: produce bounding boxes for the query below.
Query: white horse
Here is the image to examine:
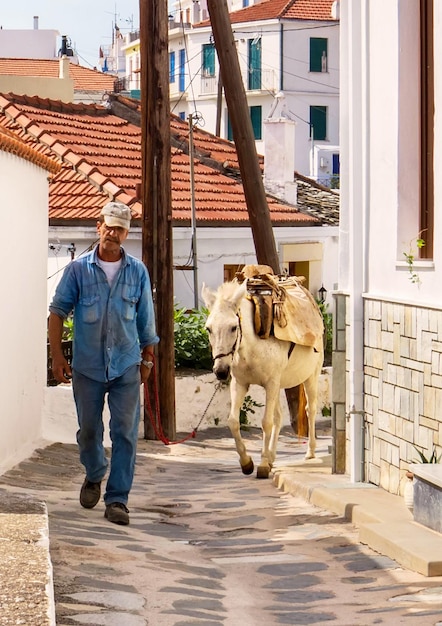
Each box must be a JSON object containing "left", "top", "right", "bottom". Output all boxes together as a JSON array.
[{"left": 202, "top": 279, "right": 324, "bottom": 478}]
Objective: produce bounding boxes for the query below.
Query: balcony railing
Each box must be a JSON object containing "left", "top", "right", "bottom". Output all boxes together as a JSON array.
[{"left": 200, "top": 68, "right": 277, "bottom": 95}]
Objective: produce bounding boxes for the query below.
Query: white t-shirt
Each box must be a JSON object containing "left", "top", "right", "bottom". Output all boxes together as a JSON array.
[{"left": 97, "top": 257, "right": 122, "bottom": 286}]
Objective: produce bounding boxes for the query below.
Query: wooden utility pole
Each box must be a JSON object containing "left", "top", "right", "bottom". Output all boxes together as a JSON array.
[
  {"left": 206, "top": 0, "right": 306, "bottom": 434},
  {"left": 206, "top": 0, "right": 280, "bottom": 274},
  {"left": 140, "top": 0, "right": 176, "bottom": 440}
]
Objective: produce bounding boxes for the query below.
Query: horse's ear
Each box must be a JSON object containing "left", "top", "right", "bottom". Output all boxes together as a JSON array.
[
  {"left": 232, "top": 281, "right": 247, "bottom": 310},
  {"left": 201, "top": 283, "right": 216, "bottom": 310}
]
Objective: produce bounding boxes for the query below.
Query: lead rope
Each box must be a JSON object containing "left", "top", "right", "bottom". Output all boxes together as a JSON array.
[{"left": 144, "top": 357, "right": 225, "bottom": 445}]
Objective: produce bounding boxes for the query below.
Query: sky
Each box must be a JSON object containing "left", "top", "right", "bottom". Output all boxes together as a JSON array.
[{"left": 0, "top": 1, "right": 142, "bottom": 69}]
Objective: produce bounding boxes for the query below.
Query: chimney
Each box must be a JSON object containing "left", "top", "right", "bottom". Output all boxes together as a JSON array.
[
  {"left": 33, "top": 16, "right": 39, "bottom": 30},
  {"left": 263, "top": 93, "right": 297, "bottom": 204},
  {"left": 59, "top": 55, "right": 70, "bottom": 79}
]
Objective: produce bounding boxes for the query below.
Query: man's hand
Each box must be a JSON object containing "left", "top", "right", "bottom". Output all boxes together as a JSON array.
[
  {"left": 51, "top": 354, "right": 72, "bottom": 383},
  {"left": 140, "top": 361, "right": 153, "bottom": 385},
  {"left": 48, "top": 312, "right": 72, "bottom": 383}
]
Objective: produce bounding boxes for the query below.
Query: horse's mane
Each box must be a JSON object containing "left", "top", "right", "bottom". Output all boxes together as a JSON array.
[
  {"left": 214, "top": 280, "right": 245, "bottom": 307},
  {"left": 217, "top": 280, "right": 239, "bottom": 296}
]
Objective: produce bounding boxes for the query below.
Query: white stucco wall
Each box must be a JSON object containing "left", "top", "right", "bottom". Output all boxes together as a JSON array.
[
  {"left": 344, "top": 0, "right": 442, "bottom": 306},
  {"left": 0, "top": 28, "right": 59, "bottom": 59},
  {"left": 168, "top": 13, "right": 339, "bottom": 178},
  {"left": 48, "top": 224, "right": 338, "bottom": 312},
  {"left": 339, "top": 0, "right": 442, "bottom": 489},
  {"left": 0, "top": 152, "right": 49, "bottom": 474}
]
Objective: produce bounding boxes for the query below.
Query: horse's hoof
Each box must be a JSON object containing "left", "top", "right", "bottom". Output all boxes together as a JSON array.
[
  {"left": 241, "top": 459, "right": 254, "bottom": 475},
  {"left": 256, "top": 465, "right": 270, "bottom": 479},
  {"left": 304, "top": 451, "right": 315, "bottom": 460}
]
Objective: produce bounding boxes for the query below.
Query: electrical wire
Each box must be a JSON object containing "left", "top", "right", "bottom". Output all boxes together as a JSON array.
[{"left": 47, "top": 239, "right": 99, "bottom": 281}]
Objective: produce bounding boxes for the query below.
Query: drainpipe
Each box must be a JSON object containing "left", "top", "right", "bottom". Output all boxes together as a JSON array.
[
  {"left": 345, "top": 0, "right": 369, "bottom": 483},
  {"left": 279, "top": 23, "right": 284, "bottom": 92}
]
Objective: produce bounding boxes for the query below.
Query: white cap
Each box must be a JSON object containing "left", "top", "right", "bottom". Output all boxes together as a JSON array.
[{"left": 100, "top": 201, "right": 131, "bottom": 230}]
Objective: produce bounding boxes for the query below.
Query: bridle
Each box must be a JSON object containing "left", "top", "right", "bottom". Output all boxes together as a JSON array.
[{"left": 212, "top": 314, "right": 242, "bottom": 362}]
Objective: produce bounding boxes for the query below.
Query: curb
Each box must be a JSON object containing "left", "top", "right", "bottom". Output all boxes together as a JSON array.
[
  {"left": 273, "top": 455, "right": 442, "bottom": 577},
  {"left": 0, "top": 492, "right": 55, "bottom": 625}
]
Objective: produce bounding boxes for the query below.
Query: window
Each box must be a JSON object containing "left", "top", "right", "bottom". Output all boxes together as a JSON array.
[
  {"left": 310, "top": 38, "right": 328, "bottom": 72},
  {"left": 248, "top": 38, "right": 261, "bottom": 90},
  {"left": 310, "top": 105, "right": 327, "bottom": 141},
  {"left": 169, "top": 51, "right": 175, "bottom": 83},
  {"left": 227, "top": 106, "right": 262, "bottom": 141},
  {"left": 179, "top": 48, "right": 185, "bottom": 92},
  {"left": 224, "top": 264, "right": 244, "bottom": 282},
  {"left": 179, "top": 112, "right": 186, "bottom": 121},
  {"left": 288, "top": 262, "right": 310, "bottom": 289},
  {"left": 243, "top": 0, "right": 250, "bottom": 6},
  {"left": 202, "top": 43, "right": 215, "bottom": 77}
]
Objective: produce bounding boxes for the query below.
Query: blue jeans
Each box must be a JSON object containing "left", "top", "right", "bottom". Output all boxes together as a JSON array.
[{"left": 72, "top": 364, "right": 140, "bottom": 506}]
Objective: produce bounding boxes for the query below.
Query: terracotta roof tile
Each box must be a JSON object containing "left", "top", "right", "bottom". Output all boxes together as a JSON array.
[
  {"left": 0, "top": 58, "right": 116, "bottom": 92},
  {"left": 0, "top": 126, "right": 61, "bottom": 174},
  {"left": 0, "top": 92, "right": 324, "bottom": 227},
  {"left": 196, "top": 0, "right": 337, "bottom": 26}
]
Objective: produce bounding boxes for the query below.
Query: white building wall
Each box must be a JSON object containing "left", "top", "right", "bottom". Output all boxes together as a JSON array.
[
  {"left": 340, "top": 0, "right": 442, "bottom": 493},
  {"left": 48, "top": 225, "right": 338, "bottom": 312},
  {"left": 0, "top": 152, "right": 49, "bottom": 474},
  {"left": 0, "top": 28, "right": 59, "bottom": 59},
  {"left": 168, "top": 15, "right": 339, "bottom": 178},
  {"left": 282, "top": 22, "right": 340, "bottom": 176}
]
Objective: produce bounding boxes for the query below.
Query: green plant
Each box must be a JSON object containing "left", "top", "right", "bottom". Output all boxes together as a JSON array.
[
  {"left": 239, "top": 395, "right": 264, "bottom": 428},
  {"left": 62, "top": 316, "right": 74, "bottom": 341},
  {"left": 403, "top": 234, "right": 426, "bottom": 285},
  {"left": 322, "top": 404, "right": 331, "bottom": 417},
  {"left": 412, "top": 445, "right": 442, "bottom": 464},
  {"left": 317, "top": 300, "right": 333, "bottom": 366},
  {"left": 174, "top": 305, "right": 212, "bottom": 370},
  {"left": 330, "top": 174, "right": 340, "bottom": 190}
]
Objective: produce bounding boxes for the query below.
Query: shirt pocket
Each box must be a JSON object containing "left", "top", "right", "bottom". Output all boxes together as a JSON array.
[
  {"left": 122, "top": 289, "right": 139, "bottom": 321},
  {"left": 79, "top": 294, "right": 100, "bottom": 324}
]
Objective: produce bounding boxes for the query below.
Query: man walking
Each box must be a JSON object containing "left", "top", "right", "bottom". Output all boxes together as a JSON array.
[{"left": 48, "top": 201, "right": 159, "bottom": 525}]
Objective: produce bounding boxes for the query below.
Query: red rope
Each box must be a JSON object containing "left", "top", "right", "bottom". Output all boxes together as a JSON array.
[{"left": 143, "top": 359, "right": 197, "bottom": 445}]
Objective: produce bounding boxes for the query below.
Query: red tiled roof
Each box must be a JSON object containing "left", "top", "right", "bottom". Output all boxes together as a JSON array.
[
  {"left": 196, "top": 0, "right": 337, "bottom": 26},
  {"left": 0, "top": 125, "right": 61, "bottom": 174},
  {"left": 0, "top": 92, "right": 319, "bottom": 227},
  {"left": 283, "top": 0, "right": 337, "bottom": 20},
  {"left": 0, "top": 59, "right": 116, "bottom": 92}
]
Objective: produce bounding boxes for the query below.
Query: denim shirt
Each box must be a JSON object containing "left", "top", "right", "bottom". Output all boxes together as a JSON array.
[{"left": 49, "top": 247, "right": 159, "bottom": 382}]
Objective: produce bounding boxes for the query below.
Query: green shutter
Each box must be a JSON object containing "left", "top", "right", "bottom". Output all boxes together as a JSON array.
[
  {"left": 250, "top": 106, "right": 262, "bottom": 140},
  {"left": 310, "top": 38, "right": 327, "bottom": 72},
  {"left": 248, "top": 39, "right": 261, "bottom": 89},
  {"left": 310, "top": 106, "right": 327, "bottom": 140},
  {"left": 227, "top": 113, "right": 233, "bottom": 141},
  {"left": 202, "top": 44, "right": 215, "bottom": 76}
]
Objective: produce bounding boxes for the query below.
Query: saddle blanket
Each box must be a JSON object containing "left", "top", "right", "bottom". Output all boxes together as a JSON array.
[{"left": 237, "top": 266, "right": 324, "bottom": 352}]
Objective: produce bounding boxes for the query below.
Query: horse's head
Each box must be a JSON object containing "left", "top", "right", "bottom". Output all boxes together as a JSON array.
[{"left": 202, "top": 281, "right": 247, "bottom": 381}]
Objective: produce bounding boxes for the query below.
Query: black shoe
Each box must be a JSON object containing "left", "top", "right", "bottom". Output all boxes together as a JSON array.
[
  {"left": 80, "top": 478, "right": 101, "bottom": 509},
  {"left": 104, "top": 502, "right": 130, "bottom": 525}
]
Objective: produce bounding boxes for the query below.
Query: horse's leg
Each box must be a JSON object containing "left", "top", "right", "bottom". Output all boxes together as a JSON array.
[
  {"left": 303, "top": 375, "right": 319, "bottom": 460},
  {"left": 257, "top": 383, "right": 280, "bottom": 479},
  {"left": 228, "top": 378, "right": 254, "bottom": 474},
  {"left": 268, "top": 397, "right": 282, "bottom": 467}
]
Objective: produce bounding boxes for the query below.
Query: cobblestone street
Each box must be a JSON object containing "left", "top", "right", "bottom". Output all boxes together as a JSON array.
[{"left": 1, "top": 428, "right": 442, "bottom": 625}]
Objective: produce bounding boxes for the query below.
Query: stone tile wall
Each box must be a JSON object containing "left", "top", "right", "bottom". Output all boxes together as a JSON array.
[{"left": 364, "top": 297, "right": 442, "bottom": 495}]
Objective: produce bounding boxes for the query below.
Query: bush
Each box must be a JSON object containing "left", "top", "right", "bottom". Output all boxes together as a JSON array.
[{"left": 174, "top": 306, "right": 212, "bottom": 370}]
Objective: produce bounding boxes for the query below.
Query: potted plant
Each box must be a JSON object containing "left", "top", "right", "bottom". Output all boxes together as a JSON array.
[{"left": 404, "top": 445, "right": 442, "bottom": 510}]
